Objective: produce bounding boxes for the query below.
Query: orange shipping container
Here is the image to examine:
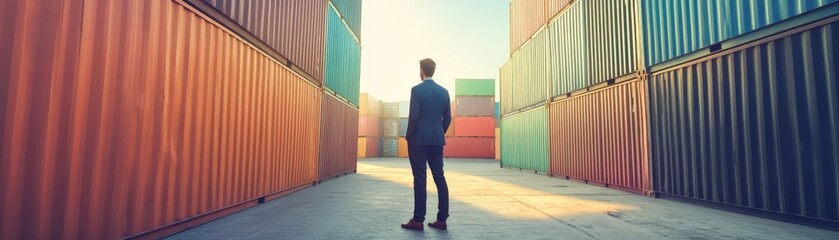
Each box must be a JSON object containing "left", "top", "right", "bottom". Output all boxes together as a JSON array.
[
  {"left": 358, "top": 137, "right": 367, "bottom": 158},
  {"left": 398, "top": 137, "right": 409, "bottom": 158},
  {"left": 319, "top": 92, "right": 360, "bottom": 180},
  {"left": 1, "top": 0, "right": 321, "bottom": 239},
  {"left": 454, "top": 117, "right": 495, "bottom": 137},
  {"left": 548, "top": 80, "right": 651, "bottom": 195}
]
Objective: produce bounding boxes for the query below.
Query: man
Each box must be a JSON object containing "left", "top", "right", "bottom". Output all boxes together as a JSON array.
[{"left": 401, "top": 58, "right": 451, "bottom": 231}]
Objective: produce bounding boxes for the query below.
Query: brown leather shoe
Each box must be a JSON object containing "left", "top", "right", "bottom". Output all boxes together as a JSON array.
[
  {"left": 428, "top": 221, "right": 447, "bottom": 230},
  {"left": 401, "top": 219, "right": 424, "bottom": 231}
]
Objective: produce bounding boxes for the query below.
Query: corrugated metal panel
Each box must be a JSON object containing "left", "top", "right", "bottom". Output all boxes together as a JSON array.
[
  {"left": 382, "top": 118, "right": 399, "bottom": 137},
  {"left": 454, "top": 117, "right": 495, "bottom": 137},
  {"left": 197, "top": 0, "right": 326, "bottom": 84},
  {"left": 366, "top": 137, "right": 379, "bottom": 158},
  {"left": 325, "top": 5, "right": 361, "bottom": 104},
  {"left": 641, "top": 0, "right": 726, "bottom": 67},
  {"left": 382, "top": 137, "right": 398, "bottom": 157},
  {"left": 648, "top": 21, "right": 839, "bottom": 222},
  {"left": 0, "top": 1, "right": 322, "bottom": 238},
  {"left": 500, "top": 27, "right": 550, "bottom": 114},
  {"left": 398, "top": 137, "right": 408, "bottom": 158},
  {"left": 455, "top": 78, "right": 495, "bottom": 96},
  {"left": 546, "top": 0, "right": 573, "bottom": 20},
  {"left": 495, "top": 102, "right": 500, "bottom": 119},
  {"left": 358, "top": 115, "right": 379, "bottom": 137},
  {"left": 398, "top": 118, "right": 408, "bottom": 137},
  {"left": 383, "top": 102, "right": 399, "bottom": 118},
  {"left": 357, "top": 137, "right": 366, "bottom": 158},
  {"left": 330, "top": 0, "right": 362, "bottom": 39},
  {"left": 586, "top": 0, "right": 639, "bottom": 84},
  {"left": 510, "top": 0, "right": 547, "bottom": 54},
  {"left": 726, "top": 0, "right": 838, "bottom": 38},
  {"left": 500, "top": 107, "right": 549, "bottom": 172},
  {"left": 549, "top": 80, "right": 651, "bottom": 194},
  {"left": 319, "top": 92, "right": 359, "bottom": 180},
  {"left": 455, "top": 96, "right": 495, "bottom": 117},
  {"left": 359, "top": 93, "right": 381, "bottom": 117},
  {"left": 495, "top": 128, "right": 501, "bottom": 160},
  {"left": 547, "top": 0, "right": 588, "bottom": 97},
  {"left": 443, "top": 137, "right": 495, "bottom": 158},
  {"left": 398, "top": 100, "right": 409, "bottom": 118}
]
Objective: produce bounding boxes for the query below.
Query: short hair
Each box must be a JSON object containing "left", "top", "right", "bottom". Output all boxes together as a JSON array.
[{"left": 419, "top": 58, "right": 436, "bottom": 77}]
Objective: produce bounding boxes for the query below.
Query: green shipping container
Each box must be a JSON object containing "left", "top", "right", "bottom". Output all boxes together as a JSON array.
[
  {"left": 325, "top": 4, "right": 361, "bottom": 105},
  {"left": 500, "top": 28, "right": 550, "bottom": 114},
  {"left": 501, "top": 106, "right": 549, "bottom": 173},
  {"left": 455, "top": 79, "right": 495, "bottom": 96}
]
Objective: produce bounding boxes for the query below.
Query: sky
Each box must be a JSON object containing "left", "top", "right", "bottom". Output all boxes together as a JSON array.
[{"left": 360, "top": 0, "right": 510, "bottom": 102}]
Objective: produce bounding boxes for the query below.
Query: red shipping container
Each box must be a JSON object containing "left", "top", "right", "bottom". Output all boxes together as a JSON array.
[
  {"left": 366, "top": 137, "right": 379, "bottom": 158},
  {"left": 358, "top": 116, "right": 379, "bottom": 137},
  {"left": 453, "top": 117, "right": 495, "bottom": 137},
  {"left": 320, "top": 92, "right": 360, "bottom": 180},
  {"left": 444, "top": 137, "right": 495, "bottom": 158}
]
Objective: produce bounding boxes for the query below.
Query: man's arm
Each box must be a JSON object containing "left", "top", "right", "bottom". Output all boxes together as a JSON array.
[
  {"left": 442, "top": 98, "right": 451, "bottom": 133},
  {"left": 406, "top": 88, "right": 421, "bottom": 143}
]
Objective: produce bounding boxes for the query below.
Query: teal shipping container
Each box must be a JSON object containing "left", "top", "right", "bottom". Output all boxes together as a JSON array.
[
  {"left": 455, "top": 79, "right": 495, "bottom": 96},
  {"left": 641, "top": 0, "right": 838, "bottom": 67},
  {"left": 501, "top": 107, "right": 549, "bottom": 173},
  {"left": 331, "top": 0, "right": 363, "bottom": 39},
  {"left": 325, "top": 4, "right": 361, "bottom": 104},
  {"left": 547, "top": 0, "right": 587, "bottom": 97},
  {"left": 500, "top": 27, "right": 550, "bottom": 114}
]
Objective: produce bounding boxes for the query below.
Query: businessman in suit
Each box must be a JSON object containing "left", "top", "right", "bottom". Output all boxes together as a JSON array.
[{"left": 401, "top": 58, "right": 451, "bottom": 231}]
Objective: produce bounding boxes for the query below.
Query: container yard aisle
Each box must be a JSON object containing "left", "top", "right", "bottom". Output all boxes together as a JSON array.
[{"left": 167, "top": 159, "right": 837, "bottom": 240}]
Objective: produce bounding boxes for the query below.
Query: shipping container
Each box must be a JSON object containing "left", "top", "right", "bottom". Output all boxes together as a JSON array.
[
  {"left": 640, "top": 0, "right": 838, "bottom": 68},
  {"left": 398, "top": 100, "right": 410, "bottom": 118},
  {"left": 500, "top": 27, "right": 550, "bottom": 114},
  {"left": 547, "top": 0, "right": 588, "bottom": 97},
  {"left": 455, "top": 96, "right": 495, "bottom": 116},
  {"left": 330, "top": 0, "right": 363, "bottom": 39},
  {"left": 495, "top": 128, "right": 501, "bottom": 160},
  {"left": 193, "top": 0, "right": 326, "bottom": 84},
  {"left": 383, "top": 102, "right": 399, "bottom": 118},
  {"left": 648, "top": 20, "right": 839, "bottom": 224},
  {"left": 443, "top": 137, "right": 495, "bottom": 158},
  {"left": 325, "top": 4, "right": 361, "bottom": 104},
  {"left": 398, "top": 137, "right": 408, "bottom": 158},
  {"left": 320, "top": 92, "right": 359, "bottom": 180},
  {"left": 360, "top": 93, "right": 381, "bottom": 117},
  {"left": 495, "top": 102, "right": 500, "bottom": 119},
  {"left": 358, "top": 138, "right": 367, "bottom": 158},
  {"left": 546, "top": 0, "right": 573, "bottom": 20},
  {"left": 454, "top": 117, "right": 495, "bottom": 137},
  {"left": 0, "top": 1, "right": 322, "bottom": 238},
  {"left": 585, "top": 0, "right": 640, "bottom": 85},
  {"left": 358, "top": 115, "right": 379, "bottom": 137},
  {"left": 382, "top": 118, "right": 399, "bottom": 137},
  {"left": 382, "top": 137, "right": 398, "bottom": 157},
  {"left": 398, "top": 118, "right": 409, "bottom": 137},
  {"left": 500, "top": 107, "right": 549, "bottom": 173},
  {"left": 549, "top": 80, "right": 651, "bottom": 195},
  {"left": 510, "top": 0, "right": 547, "bottom": 54},
  {"left": 367, "top": 137, "right": 380, "bottom": 158},
  {"left": 455, "top": 78, "right": 495, "bottom": 96}
]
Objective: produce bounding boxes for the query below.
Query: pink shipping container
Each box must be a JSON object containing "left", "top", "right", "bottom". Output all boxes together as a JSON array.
[
  {"left": 358, "top": 115, "right": 379, "bottom": 137},
  {"left": 444, "top": 137, "right": 495, "bottom": 158},
  {"left": 454, "top": 117, "right": 495, "bottom": 137},
  {"left": 319, "top": 92, "right": 360, "bottom": 180}
]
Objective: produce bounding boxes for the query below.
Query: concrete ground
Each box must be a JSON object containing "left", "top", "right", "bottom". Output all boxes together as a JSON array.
[{"left": 168, "top": 158, "right": 839, "bottom": 240}]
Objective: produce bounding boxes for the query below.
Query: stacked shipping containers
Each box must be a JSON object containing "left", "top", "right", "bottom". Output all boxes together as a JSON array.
[
  {"left": 446, "top": 79, "right": 497, "bottom": 158},
  {"left": 503, "top": 0, "right": 839, "bottom": 229},
  {"left": 397, "top": 100, "right": 410, "bottom": 157},
  {"left": 0, "top": 0, "right": 362, "bottom": 238},
  {"left": 381, "top": 102, "right": 400, "bottom": 157},
  {"left": 358, "top": 93, "right": 382, "bottom": 158}
]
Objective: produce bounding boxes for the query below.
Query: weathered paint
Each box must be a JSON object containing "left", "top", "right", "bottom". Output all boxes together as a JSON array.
[{"left": 500, "top": 107, "right": 549, "bottom": 173}]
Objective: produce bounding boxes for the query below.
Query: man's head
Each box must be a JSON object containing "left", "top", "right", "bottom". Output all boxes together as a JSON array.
[{"left": 419, "top": 58, "right": 436, "bottom": 80}]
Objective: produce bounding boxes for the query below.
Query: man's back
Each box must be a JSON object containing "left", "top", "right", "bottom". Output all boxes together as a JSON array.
[{"left": 406, "top": 80, "right": 451, "bottom": 146}]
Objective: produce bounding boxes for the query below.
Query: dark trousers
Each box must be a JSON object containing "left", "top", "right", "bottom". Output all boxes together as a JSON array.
[{"left": 408, "top": 144, "right": 449, "bottom": 222}]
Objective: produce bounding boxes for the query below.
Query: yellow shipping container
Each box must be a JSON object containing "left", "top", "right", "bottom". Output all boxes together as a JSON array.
[
  {"left": 398, "top": 137, "right": 408, "bottom": 158},
  {"left": 358, "top": 137, "right": 367, "bottom": 158}
]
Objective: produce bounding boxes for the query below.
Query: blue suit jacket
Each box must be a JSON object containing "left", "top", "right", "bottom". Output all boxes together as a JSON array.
[{"left": 406, "top": 79, "right": 452, "bottom": 146}]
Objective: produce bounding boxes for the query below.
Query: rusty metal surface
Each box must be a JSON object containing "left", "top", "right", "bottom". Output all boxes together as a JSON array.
[
  {"left": 319, "top": 92, "right": 359, "bottom": 180},
  {"left": 194, "top": 0, "right": 326, "bottom": 84},
  {"left": 0, "top": 0, "right": 321, "bottom": 239},
  {"left": 549, "top": 80, "right": 651, "bottom": 194}
]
